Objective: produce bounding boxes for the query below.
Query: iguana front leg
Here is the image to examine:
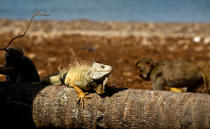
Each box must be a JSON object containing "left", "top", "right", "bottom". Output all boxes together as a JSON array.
[
  {"left": 93, "top": 77, "right": 108, "bottom": 94},
  {"left": 70, "top": 81, "right": 89, "bottom": 108}
]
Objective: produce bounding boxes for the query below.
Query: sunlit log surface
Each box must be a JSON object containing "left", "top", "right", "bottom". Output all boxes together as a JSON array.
[{"left": 33, "top": 85, "right": 210, "bottom": 129}]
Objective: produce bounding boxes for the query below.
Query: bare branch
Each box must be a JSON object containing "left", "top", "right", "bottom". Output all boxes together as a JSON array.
[{"left": 2, "top": 12, "right": 50, "bottom": 50}]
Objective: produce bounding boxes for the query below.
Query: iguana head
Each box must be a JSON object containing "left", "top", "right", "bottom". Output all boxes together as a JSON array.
[
  {"left": 88, "top": 62, "right": 112, "bottom": 80},
  {"left": 88, "top": 62, "right": 112, "bottom": 94}
]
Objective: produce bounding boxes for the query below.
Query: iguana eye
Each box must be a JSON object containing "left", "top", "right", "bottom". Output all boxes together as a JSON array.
[{"left": 101, "top": 65, "right": 105, "bottom": 69}]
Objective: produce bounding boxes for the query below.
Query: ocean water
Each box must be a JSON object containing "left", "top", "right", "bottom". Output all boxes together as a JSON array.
[{"left": 0, "top": 0, "right": 210, "bottom": 22}]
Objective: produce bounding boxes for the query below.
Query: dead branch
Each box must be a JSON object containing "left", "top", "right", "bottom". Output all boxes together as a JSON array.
[
  {"left": 0, "top": 66, "right": 14, "bottom": 74},
  {"left": 0, "top": 12, "right": 50, "bottom": 51}
]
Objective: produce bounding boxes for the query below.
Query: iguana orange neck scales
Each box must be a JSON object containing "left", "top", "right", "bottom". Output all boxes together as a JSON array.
[{"left": 47, "top": 61, "right": 113, "bottom": 108}]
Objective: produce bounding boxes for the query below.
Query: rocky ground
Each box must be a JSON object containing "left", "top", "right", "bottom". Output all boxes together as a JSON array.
[{"left": 0, "top": 19, "right": 210, "bottom": 93}]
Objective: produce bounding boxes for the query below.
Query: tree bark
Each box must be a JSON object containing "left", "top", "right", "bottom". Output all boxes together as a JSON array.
[
  {"left": 33, "top": 85, "right": 210, "bottom": 129},
  {"left": 0, "top": 82, "right": 210, "bottom": 129}
]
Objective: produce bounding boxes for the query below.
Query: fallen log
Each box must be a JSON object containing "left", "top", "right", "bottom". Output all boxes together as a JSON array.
[
  {"left": 33, "top": 85, "right": 210, "bottom": 129},
  {"left": 0, "top": 82, "right": 210, "bottom": 129}
]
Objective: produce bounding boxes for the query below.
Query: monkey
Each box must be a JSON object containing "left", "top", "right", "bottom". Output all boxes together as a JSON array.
[
  {"left": 1, "top": 46, "right": 40, "bottom": 82},
  {"left": 195, "top": 61, "right": 210, "bottom": 93},
  {"left": 0, "top": 12, "right": 49, "bottom": 83},
  {"left": 136, "top": 58, "right": 209, "bottom": 94}
]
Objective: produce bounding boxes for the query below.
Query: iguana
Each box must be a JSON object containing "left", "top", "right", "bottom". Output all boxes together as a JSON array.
[{"left": 45, "top": 60, "right": 113, "bottom": 108}]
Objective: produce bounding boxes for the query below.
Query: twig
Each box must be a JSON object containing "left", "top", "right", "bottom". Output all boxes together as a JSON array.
[{"left": 0, "top": 12, "right": 50, "bottom": 51}]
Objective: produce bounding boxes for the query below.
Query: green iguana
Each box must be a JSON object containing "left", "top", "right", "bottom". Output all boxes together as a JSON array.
[{"left": 45, "top": 60, "right": 113, "bottom": 108}]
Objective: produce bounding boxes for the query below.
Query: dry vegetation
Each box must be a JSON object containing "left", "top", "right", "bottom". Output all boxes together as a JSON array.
[{"left": 0, "top": 19, "right": 210, "bottom": 93}]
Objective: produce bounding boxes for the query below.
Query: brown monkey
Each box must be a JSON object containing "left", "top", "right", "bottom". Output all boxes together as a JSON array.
[
  {"left": 195, "top": 61, "right": 210, "bottom": 93},
  {"left": 136, "top": 58, "right": 207, "bottom": 93}
]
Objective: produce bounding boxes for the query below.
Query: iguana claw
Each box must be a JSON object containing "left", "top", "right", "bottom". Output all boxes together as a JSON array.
[{"left": 77, "top": 92, "right": 90, "bottom": 108}]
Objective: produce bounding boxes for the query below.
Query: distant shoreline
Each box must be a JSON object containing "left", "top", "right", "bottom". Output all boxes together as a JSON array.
[{"left": 0, "top": 19, "right": 210, "bottom": 38}]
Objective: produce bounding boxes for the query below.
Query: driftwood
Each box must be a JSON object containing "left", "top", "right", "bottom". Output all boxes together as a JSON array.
[{"left": 0, "top": 83, "right": 210, "bottom": 128}]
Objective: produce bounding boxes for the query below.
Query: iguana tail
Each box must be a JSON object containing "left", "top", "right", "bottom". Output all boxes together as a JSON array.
[{"left": 41, "top": 72, "right": 66, "bottom": 85}]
